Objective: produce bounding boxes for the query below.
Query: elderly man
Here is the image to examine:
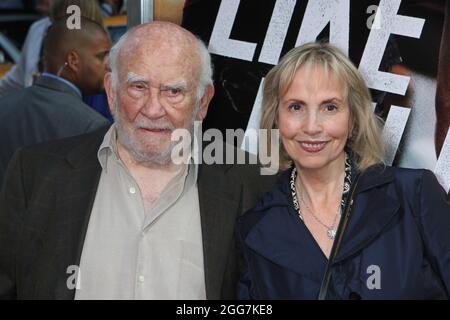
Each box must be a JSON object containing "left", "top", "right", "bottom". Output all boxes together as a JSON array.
[{"left": 0, "top": 22, "right": 275, "bottom": 299}]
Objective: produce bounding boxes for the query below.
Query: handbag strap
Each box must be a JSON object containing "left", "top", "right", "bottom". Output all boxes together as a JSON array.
[{"left": 318, "top": 173, "right": 361, "bottom": 300}]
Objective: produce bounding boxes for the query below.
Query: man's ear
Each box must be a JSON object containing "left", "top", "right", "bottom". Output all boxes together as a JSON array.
[
  {"left": 66, "top": 51, "right": 80, "bottom": 73},
  {"left": 198, "top": 84, "right": 215, "bottom": 120},
  {"left": 104, "top": 72, "right": 116, "bottom": 116}
]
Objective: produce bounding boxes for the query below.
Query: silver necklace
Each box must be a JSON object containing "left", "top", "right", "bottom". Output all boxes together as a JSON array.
[
  {"left": 298, "top": 186, "right": 341, "bottom": 240},
  {"left": 289, "top": 154, "right": 352, "bottom": 241}
]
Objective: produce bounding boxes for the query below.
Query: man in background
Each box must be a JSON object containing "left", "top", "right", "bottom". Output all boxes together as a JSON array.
[
  {"left": 0, "top": 16, "right": 111, "bottom": 186},
  {"left": 0, "top": 0, "right": 104, "bottom": 97}
]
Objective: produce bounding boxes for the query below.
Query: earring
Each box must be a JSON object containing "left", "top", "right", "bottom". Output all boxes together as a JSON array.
[{"left": 56, "top": 62, "right": 68, "bottom": 77}]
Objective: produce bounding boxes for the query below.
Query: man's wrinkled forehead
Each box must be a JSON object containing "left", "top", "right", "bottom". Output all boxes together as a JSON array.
[
  {"left": 119, "top": 22, "right": 198, "bottom": 60},
  {"left": 116, "top": 23, "right": 200, "bottom": 79}
]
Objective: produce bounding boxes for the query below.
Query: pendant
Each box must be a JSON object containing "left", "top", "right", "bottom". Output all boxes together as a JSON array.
[{"left": 327, "top": 229, "right": 336, "bottom": 240}]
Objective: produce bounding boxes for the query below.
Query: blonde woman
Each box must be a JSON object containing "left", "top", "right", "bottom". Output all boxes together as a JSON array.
[{"left": 236, "top": 42, "right": 450, "bottom": 299}]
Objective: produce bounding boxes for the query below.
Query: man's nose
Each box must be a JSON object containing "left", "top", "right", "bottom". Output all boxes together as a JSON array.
[{"left": 140, "top": 88, "right": 166, "bottom": 119}]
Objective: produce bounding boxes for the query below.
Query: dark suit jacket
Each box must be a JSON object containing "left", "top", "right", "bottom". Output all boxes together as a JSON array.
[
  {"left": 0, "top": 75, "right": 109, "bottom": 186},
  {"left": 0, "top": 127, "right": 276, "bottom": 299},
  {"left": 237, "top": 165, "right": 450, "bottom": 299}
]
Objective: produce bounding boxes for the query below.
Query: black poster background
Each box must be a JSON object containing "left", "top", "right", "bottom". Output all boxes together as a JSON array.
[{"left": 181, "top": 0, "right": 447, "bottom": 168}]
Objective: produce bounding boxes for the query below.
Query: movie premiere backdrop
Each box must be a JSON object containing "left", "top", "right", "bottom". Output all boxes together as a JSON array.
[{"left": 166, "top": 0, "right": 450, "bottom": 192}]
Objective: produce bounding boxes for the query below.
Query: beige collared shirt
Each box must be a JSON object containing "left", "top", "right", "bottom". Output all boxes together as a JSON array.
[{"left": 75, "top": 125, "right": 205, "bottom": 300}]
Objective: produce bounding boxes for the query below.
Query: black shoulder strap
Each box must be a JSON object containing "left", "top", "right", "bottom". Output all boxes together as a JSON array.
[{"left": 318, "top": 173, "right": 361, "bottom": 300}]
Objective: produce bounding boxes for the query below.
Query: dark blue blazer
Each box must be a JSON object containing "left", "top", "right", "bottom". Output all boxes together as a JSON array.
[{"left": 236, "top": 165, "right": 450, "bottom": 299}]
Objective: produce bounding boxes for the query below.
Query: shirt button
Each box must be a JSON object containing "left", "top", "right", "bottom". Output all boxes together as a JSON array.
[
  {"left": 129, "top": 187, "right": 136, "bottom": 194},
  {"left": 138, "top": 275, "right": 145, "bottom": 283}
]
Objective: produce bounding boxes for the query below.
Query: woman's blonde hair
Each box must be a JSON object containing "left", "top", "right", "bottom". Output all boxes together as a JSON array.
[
  {"left": 50, "top": 0, "right": 104, "bottom": 25},
  {"left": 260, "top": 42, "right": 385, "bottom": 172}
]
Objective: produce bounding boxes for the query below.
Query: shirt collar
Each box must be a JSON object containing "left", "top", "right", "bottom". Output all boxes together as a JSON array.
[
  {"left": 41, "top": 72, "right": 82, "bottom": 97},
  {"left": 97, "top": 124, "right": 121, "bottom": 172}
]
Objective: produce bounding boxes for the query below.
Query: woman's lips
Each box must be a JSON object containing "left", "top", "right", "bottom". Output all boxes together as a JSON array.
[{"left": 298, "top": 141, "right": 328, "bottom": 153}]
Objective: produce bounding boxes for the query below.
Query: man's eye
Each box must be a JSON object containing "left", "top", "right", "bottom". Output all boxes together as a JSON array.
[
  {"left": 167, "top": 88, "right": 182, "bottom": 96},
  {"left": 128, "top": 83, "right": 147, "bottom": 98},
  {"left": 132, "top": 83, "right": 146, "bottom": 90}
]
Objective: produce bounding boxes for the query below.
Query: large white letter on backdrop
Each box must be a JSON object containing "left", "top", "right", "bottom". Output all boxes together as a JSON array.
[
  {"left": 208, "top": 0, "right": 257, "bottom": 61},
  {"left": 358, "top": 0, "right": 425, "bottom": 95}
]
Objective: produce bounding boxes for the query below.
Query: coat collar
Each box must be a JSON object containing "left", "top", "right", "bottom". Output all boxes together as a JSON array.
[
  {"left": 33, "top": 129, "right": 109, "bottom": 299},
  {"left": 34, "top": 75, "right": 82, "bottom": 99},
  {"left": 197, "top": 158, "right": 240, "bottom": 299},
  {"left": 65, "top": 127, "right": 109, "bottom": 168},
  {"left": 244, "top": 165, "right": 400, "bottom": 279},
  {"left": 333, "top": 165, "right": 400, "bottom": 263}
]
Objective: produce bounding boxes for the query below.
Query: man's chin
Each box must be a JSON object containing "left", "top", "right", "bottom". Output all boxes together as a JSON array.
[
  {"left": 131, "top": 144, "right": 175, "bottom": 165},
  {"left": 137, "top": 138, "right": 172, "bottom": 151}
]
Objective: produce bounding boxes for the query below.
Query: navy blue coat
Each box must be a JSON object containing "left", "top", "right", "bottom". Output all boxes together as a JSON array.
[{"left": 236, "top": 165, "right": 450, "bottom": 299}]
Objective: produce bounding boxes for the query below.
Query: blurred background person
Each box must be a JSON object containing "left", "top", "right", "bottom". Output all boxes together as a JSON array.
[
  {"left": 0, "top": 16, "right": 110, "bottom": 186},
  {"left": 0, "top": 0, "right": 103, "bottom": 97},
  {"left": 0, "top": 0, "right": 25, "bottom": 10},
  {"left": 98, "top": 0, "right": 123, "bottom": 17},
  {"left": 34, "top": 0, "right": 51, "bottom": 13}
]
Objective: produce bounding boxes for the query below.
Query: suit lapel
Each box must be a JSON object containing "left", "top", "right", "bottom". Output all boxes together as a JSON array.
[
  {"left": 33, "top": 129, "right": 106, "bottom": 299},
  {"left": 198, "top": 163, "right": 240, "bottom": 299}
]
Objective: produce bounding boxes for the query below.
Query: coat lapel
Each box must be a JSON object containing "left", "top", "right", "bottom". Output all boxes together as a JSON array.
[
  {"left": 33, "top": 129, "right": 106, "bottom": 299},
  {"left": 245, "top": 205, "right": 328, "bottom": 283},
  {"left": 197, "top": 163, "right": 241, "bottom": 299},
  {"left": 333, "top": 166, "right": 401, "bottom": 263},
  {"left": 243, "top": 173, "right": 328, "bottom": 283}
]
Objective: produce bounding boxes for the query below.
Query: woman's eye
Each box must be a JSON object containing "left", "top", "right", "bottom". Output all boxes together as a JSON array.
[
  {"left": 324, "top": 104, "right": 338, "bottom": 111},
  {"left": 288, "top": 103, "right": 302, "bottom": 111}
]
